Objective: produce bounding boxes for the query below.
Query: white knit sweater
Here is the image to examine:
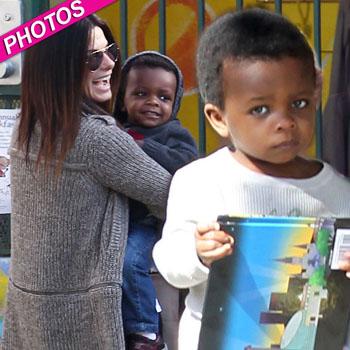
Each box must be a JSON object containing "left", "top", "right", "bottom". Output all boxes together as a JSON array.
[{"left": 153, "top": 146, "right": 350, "bottom": 350}]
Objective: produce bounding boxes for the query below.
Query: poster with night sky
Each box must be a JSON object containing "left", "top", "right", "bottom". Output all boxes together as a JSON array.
[{"left": 198, "top": 216, "right": 350, "bottom": 350}]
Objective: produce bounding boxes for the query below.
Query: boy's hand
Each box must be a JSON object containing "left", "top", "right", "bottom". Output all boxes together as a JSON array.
[
  {"left": 338, "top": 251, "right": 350, "bottom": 279},
  {"left": 195, "top": 222, "right": 234, "bottom": 267}
]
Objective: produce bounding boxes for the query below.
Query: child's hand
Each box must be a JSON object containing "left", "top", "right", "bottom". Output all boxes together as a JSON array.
[
  {"left": 338, "top": 251, "right": 350, "bottom": 279},
  {"left": 195, "top": 222, "right": 234, "bottom": 267}
]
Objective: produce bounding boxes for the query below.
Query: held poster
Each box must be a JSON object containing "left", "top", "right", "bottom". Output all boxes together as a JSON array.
[
  {"left": 198, "top": 216, "right": 350, "bottom": 350},
  {"left": 0, "top": 109, "right": 18, "bottom": 214}
]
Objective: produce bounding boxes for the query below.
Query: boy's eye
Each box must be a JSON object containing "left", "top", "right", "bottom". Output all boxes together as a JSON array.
[
  {"left": 251, "top": 105, "right": 269, "bottom": 116},
  {"left": 292, "top": 99, "right": 308, "bottom": 109},
  {"left": 135, "top": 91, "right": 146, "bottom": 97},
  {"left": 160, "top": 95, "right": 171, "bottom": 102}
]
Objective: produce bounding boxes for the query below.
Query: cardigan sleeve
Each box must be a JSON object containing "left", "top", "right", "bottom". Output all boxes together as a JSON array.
[{"left": 87, "top": 120, "right": 171, "bottom": 219}]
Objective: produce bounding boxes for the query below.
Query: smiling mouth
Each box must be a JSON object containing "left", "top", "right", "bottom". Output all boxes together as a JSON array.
[
  {"left": 141, "top": 111, "right": 161, "bottom": 118},
  {"left": 93, "top": 75, "right": 111, "bottom": 86}
]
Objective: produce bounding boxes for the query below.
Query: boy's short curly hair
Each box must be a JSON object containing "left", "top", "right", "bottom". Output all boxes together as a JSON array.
[{"left": 196, "top": 8, "right": 316, "bottom": 109}]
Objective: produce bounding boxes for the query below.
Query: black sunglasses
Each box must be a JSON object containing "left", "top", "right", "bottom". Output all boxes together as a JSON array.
[{"left": 86, "top": 43, "right": 118, "bottom": 71}]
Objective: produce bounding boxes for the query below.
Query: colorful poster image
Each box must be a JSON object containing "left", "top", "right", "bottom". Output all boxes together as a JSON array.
[
  {"left": 199, "top": 216, "right": 350, "bottom": 350},
  {"left": 0, "top": 257, "right": 10, "bottom": 336},
  {"left": 0, "top": 109, "right": 18, "bottom": 214}
]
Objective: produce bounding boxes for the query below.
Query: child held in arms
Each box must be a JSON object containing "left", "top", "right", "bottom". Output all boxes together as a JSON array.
[{"left": 114, "top": 51, "right": 198, "bottom": 350}]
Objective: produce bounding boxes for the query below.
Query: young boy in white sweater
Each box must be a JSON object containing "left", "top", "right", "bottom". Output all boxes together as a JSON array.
[{"left": 152, "top": 8, "right": 350, "bottom": 350}]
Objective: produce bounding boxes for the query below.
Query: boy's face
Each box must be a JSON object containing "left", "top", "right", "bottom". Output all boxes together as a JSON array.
[
  {"left": 205, "top": 57, "right": 317, "bottom": 168},
  {"left": 123, "top": 67, "right": 177, "bottom": 128}
]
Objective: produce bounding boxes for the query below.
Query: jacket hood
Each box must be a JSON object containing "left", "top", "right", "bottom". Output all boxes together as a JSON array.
[{"left": 117, "top": 50, "right": 184, "bottom": 123}]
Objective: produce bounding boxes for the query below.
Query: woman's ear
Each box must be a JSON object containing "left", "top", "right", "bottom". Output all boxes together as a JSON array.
[{"left": 204, "top": 103, "right": 230, "bottom": 139}]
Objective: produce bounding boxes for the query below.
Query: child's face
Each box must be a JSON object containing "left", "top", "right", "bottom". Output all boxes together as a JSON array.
[
  {"left": 123, "top": 67, "right": 177, "bottom": 128},
  {"left": 205, "top": 57, "right": 317, "bottom": 167}
]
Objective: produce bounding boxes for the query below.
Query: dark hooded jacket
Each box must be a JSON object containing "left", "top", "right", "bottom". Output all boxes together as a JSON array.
[{"left": 115, "top": 51, "right": 198, "bottom": 224}]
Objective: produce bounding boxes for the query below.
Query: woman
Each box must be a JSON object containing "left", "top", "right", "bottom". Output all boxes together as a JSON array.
[{"left": 1, "top": 15, "right": 171, "bottom": 349}]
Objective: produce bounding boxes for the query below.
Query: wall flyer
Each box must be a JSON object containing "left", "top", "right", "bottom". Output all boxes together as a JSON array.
[{"left": 0, "top": 109, "right": 18, "bottom": 215}]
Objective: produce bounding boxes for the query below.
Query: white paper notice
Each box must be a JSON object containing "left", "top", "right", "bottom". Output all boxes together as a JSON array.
[
  {"left": 330, "top": 228, "right": 350, "bottom": 270},
  {"left": 0, "top": 109, "right": 19, "bottom": 214}
]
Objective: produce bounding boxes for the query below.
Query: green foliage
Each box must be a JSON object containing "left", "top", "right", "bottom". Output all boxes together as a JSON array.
[
  {"left": 309, "top": 267, "right": 326, "bottom": 287},
  {"left": 316, "top": 229, "right": 330, "bottom": 256}
]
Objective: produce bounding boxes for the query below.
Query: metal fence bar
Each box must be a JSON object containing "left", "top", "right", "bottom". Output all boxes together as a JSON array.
[
  {"left": 159, "top": 0, "right": 166, "bottom": 54},
  {"left": 274, "top": 0, "right": 282, "bottom": 14},
  {"left": 313, "top": 0, "right": 322, "bottom": 158},
  {"left": 30, "top": 0, "right": 49, "bottom": 19},
  {"left": 236, "top": 0, "right": 243, "bottom": 10},
  {"left": 120, "top": 0, "right": 128, "bottom": 62},
  {"left": 197, "top": 0, "right": 206, "bottom": 155}
]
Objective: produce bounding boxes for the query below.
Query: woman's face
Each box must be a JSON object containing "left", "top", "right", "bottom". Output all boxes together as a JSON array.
[{"left": 85, "top": 26, "right": 115, "bottom": 103}]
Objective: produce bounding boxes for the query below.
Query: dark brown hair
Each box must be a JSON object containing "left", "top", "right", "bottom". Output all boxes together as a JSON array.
[{"left": 19, "top": 14, "right": 121, "bottom": 172}]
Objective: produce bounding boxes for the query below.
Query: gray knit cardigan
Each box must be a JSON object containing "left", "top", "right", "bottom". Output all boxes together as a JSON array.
[{"left": 1, "top": 114, "right": 171, "bottom": 349}]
